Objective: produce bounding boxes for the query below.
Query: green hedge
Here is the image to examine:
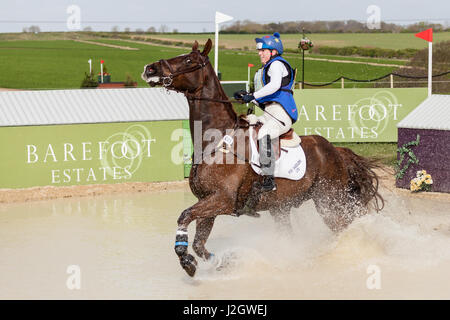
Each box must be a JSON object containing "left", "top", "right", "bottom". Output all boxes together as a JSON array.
[{"left": 310, "top": 46, "right": 419, "bottom": 59}]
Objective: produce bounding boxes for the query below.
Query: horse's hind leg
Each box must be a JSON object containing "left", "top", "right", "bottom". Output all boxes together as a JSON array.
[
  {"left": 313, "top": 196, "right": 353, "bottom": 233},
  {"left": 269, "top": 206, "right": 293, "bottom": 236},
  {"left": 192, "top": 217, "right": 216, "bottom": 261}
]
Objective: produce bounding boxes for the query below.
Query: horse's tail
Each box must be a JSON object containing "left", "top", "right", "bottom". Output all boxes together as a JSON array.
[{"left": 335, "top": 147, "right": 385, "bottom": 212}]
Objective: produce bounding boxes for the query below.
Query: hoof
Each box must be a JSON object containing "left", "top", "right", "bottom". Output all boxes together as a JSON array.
[{"left": 180, "top": 254, "right": 197, "bottom": 277}]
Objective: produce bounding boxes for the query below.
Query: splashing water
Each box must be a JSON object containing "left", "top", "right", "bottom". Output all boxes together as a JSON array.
[{"left": 0, "top": 188, "right": 449, "bottom": 299}]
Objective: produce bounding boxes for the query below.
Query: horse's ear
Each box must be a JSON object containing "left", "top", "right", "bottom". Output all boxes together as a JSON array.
[
  {"left": 192, "top": 41, "right": 199, "bottom": 52},
  {"left": 201, "top": 39, "right": 212, "bottom": 56}
]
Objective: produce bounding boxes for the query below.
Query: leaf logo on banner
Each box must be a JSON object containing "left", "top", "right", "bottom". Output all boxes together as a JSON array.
[
  {"left": 100, "top": 124, "right": 155, "bottom": 178},
  {"left": 349, "top": 90, "right": 399, "bottom": 137}
]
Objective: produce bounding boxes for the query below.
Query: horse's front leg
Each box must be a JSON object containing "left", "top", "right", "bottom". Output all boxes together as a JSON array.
[{"left": 174, "top": 193, "right": 233, "bottom": 277}]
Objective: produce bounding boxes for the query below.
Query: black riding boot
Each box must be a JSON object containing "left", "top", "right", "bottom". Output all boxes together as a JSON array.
[
  {"left": 259, "top": 134, "right": 277, "bottom": 191},
  {"left": 235, "top": 135, "right": 276, "bottom": 217}
]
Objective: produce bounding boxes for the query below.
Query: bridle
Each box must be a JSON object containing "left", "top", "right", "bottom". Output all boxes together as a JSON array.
[
  {"left": 158, "top": 53, "right": 209, "bottom": 89},
  {"left": 156, "top": 53, "right": 243, "bottom": 105}
]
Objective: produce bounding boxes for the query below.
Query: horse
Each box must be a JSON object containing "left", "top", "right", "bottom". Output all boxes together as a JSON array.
[{"left": 141, "top": 39, "right": 385, "bottom": 277}]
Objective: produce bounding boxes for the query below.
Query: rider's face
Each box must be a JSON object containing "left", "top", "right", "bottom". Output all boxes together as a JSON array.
[{"left": 258, "top": 49, "right": 276, "bottom": 64}]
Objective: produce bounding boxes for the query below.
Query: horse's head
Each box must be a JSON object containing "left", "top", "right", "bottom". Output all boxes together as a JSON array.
[{"left": 141, "top": 39, "right": 213, "bottom": 92}]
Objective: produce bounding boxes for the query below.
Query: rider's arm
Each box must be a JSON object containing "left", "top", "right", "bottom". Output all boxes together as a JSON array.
[{"left": 253, "top": 61, "right": 288, "bottom": 100}]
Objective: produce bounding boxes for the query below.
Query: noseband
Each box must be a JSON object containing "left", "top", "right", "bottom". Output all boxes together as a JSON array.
[{"left": 158, "top": 55, "right": 209, "bottom": 88}]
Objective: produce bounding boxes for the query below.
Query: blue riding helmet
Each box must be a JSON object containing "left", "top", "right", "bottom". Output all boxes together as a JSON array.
[{"left": 255, "top": 32, "right": 283, "bottom": 55}]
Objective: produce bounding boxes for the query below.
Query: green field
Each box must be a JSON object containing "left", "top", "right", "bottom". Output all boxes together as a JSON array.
[
  {"left": 333, "top": 142, "right": 397, "bottom": 166},
  {"left": 143, "top": 32, "right": 450, "bottom": 50},
  {"left": 0, "top": 38, "right": 398, "bottom": 90}
]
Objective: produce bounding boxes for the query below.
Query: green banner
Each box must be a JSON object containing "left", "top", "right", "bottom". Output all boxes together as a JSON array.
[
  {"left": 0, "top": 121, "right": 185, "bottom": 189},
  {"left": 257, "top": 88, "right": 428, "bottom": 142}
]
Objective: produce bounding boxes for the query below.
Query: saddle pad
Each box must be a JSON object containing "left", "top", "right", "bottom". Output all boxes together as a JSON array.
[{"left": 249, "top": 127, "right": 306, "bottom": 181}]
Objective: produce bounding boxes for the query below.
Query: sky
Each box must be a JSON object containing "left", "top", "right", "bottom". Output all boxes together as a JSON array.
[{"left": 0, "top": 0, "right": 449, "bottom": 33}]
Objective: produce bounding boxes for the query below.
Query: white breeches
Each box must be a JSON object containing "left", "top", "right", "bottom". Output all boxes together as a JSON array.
[{"left": 257, "top": 103, "right": 292, "bottom": 140}]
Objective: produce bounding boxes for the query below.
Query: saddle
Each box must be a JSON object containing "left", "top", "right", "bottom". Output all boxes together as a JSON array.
[{"left": 253, "top": 122, "right": 302, "bottom": 161}]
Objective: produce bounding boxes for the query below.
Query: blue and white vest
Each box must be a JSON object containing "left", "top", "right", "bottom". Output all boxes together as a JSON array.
[{"left": 255, "top": 55, "right": 298, "bottom": 122}]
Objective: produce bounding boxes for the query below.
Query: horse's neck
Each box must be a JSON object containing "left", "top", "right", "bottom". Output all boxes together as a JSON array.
[{"left": 188, "top": 65, "right": 237, "bottom": 147}]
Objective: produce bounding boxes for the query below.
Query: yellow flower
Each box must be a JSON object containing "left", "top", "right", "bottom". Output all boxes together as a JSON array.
[
  {"left": 422, "top": 170, "right": 427, "bottom": 175},
  {"left": 425, "top": 178, "right": 433, "bottom": 185},
  {"left": 410, "top": 179, "right": 420, "bottom": 191}
]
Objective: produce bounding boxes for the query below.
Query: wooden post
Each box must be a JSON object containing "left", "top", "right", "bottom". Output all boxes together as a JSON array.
[
  {"left": 341, "top": 77, "right": 344, "bottom": 89},
  {"left": 390, "top": 74, "right": 394, "bottom": 88}
]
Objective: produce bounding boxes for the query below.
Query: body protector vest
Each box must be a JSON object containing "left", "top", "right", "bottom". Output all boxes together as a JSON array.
[{"left": 254, "top": 55, "right": 298, "bottom": 122}]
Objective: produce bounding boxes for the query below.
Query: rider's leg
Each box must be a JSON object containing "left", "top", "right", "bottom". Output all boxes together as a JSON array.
[
  {"left": 257, "top": 104, "right": 293, "bottom": 192},
  {"left": 237, "top": 104, "right": 292, "bottom": 216},
  {"left": 258, "top": 133, "right": 277, "bottom": 191}
]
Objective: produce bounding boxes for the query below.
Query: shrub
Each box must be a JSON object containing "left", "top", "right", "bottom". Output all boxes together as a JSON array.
[
  {"left": 81, "top": 71, "right": 98, "bottom": 88},
  {"left": 124, "top": 73, "right": 137, "bottom": 87}
]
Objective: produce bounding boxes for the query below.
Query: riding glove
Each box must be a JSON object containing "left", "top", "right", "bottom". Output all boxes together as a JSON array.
[
  {"left": 242, "top": 94, "right": 255, "bottom": 103},
  {"left": 233, "top": 90, "right": 247, "bottom": 100}
]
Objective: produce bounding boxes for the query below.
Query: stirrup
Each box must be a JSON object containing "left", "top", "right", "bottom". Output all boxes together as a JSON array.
[{"left": 261, "top": 175, "right": 277, "bottom": 191}]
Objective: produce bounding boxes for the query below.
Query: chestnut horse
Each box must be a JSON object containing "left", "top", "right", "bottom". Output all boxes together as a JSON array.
[{"left": 142, "top": 39, "right": 384, "bottom": 277}]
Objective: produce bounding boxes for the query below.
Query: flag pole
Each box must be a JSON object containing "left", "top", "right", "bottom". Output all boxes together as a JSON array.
[
  {"left": 214, "top": 22, "right": 219, "bottom": 75},
  {"left": 428, "top": 41, "right": 432, "bottom": 97},
  {"left": 414, "top": 28, "right": 433, "bottom": 97},
  {"left": 214, "top": 12, "right": 233, "bottom": 76}
]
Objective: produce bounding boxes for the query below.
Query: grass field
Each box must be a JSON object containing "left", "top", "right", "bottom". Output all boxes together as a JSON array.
[
  {"left": 141, "top": 32, "right": 450, "bottom": 50},
  {"left": 333, "top": 142, "right": 397, "bottom": 166},
  {"left": 0, "top": 38, "right": 398, "bottom": 89}
]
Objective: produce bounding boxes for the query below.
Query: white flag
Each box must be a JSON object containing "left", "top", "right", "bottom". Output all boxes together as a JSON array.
[{"left": 215, "top": 11, "right": 233, "bottom": 24}]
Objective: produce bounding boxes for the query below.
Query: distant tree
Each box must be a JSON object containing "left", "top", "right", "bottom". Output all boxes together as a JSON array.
[
  {"left": 23, "top": 25, "right": 41, "bottom": 33},
  {"left": 111, "top": 26, "right": 119, "bottom": 32},
  {"left": 136, "top": 28, "right": 144, "bottom": 34},
  {"left": 222, "top": 19, "right": 437, "bottom": 34},
  {"left": 124, "top": 27, "right": 131, "bottom": 33},
  {"left": 159, "top": 24, "right": 169, "bottom": 33},
  {"left": 173, "top": 28, "right": 178, "bottom": 34},
  {"left": 405, "top": 21, "right": 444, "bottom": 33},
  {"left": 83, "top": 26, "right": 93, "bottom": 32},
  {"left": 147, "top": 26, "right": 156, "bottom": 33}
]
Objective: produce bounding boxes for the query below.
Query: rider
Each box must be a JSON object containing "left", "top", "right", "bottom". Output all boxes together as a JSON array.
[{"left": 234, "top": 32, "right": 298, "bottom": 192}]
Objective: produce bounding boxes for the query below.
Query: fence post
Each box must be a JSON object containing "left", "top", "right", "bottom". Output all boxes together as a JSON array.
[
  {"left": 341, "top": 77, "right": 344, "bottom": 89},
  {"left": 390, "top": 74, "right": 394, "bottom": 88}
]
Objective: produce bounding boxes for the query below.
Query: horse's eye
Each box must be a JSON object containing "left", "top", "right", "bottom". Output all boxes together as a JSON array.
[{"left": 185, "top": 59, "right": 192, "bottom": 64}]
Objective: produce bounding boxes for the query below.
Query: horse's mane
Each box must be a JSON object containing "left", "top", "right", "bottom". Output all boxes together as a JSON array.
[{"left": 202, "top": 54, "right": 238, "bottom": 123}]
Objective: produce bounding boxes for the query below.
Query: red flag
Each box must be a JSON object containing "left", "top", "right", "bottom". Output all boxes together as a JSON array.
[
  {"left": 415, "top": 28, "right": 433, "bottom": 42},
  {"left": 101, "top": 60, "right": 104, "bottom": 64},
  {"left": 248, "top": 63, "right": 254, "bottom": 67}
]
